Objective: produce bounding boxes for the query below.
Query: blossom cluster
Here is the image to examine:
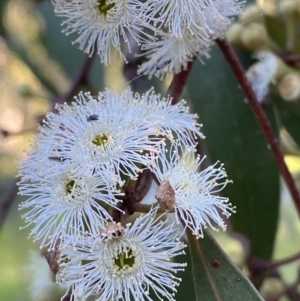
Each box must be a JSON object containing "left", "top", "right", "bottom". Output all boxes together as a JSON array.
[
  {"left": 18, "top": 87, "right": 235, "bottom": 301},
  {"left": 52, "top": 0, "right": 243, "bottom": 77}
]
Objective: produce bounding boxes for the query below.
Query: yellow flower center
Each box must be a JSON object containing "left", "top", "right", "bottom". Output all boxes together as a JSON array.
[
  {"left": 92, "top": 133, "right": 109, "bottom": 147},
  {"left": 65, "top": 180, "right": 75, "bottom": 194},
  {"left": 96, "top": 0, "right": 115, "bottom": 16},
  {"left": 114, "top": 248, "right": 135, "bottom": 270}
]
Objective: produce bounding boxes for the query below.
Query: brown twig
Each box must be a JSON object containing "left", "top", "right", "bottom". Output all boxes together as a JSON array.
[
  {"left": 280, "top": 52, "right": 300, "bottom": 66},
  {"left": 166, "top": 60, "right": 195, "bottom": 105},
  {"left": 131, "top": 202, "right": 174, "bottom": 214},
  {"left": 251, "top": 252, "right": 300, "bottom": 272},
  {"left": 52, "top": 54, "right": 95, "bottom": 107},
  {"left": 217, "top": 38, "right": 300, "bottom": 217},
  {"left": 123, "top": 169, "right": 153, "bottom": 212}
]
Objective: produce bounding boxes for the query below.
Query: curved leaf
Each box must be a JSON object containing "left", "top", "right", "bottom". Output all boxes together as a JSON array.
[
  {"left": 187, "top": 47, "right": 280, "bottom": 286},
  {"left": 187, "top": 230, "right": 264, "bottom": 301}
]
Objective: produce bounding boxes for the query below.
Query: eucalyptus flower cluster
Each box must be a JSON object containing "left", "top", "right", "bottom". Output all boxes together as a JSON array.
[
  {"left": 18, "top": 87, "right": 235, "bottom": 301},
  {"left": 52, "top": 0, "right": 244, "bottom": 77}
]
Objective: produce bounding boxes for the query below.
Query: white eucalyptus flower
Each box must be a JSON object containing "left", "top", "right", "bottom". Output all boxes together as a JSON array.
[
  {"left": 138, "top": 27, "right": 211, "bottom": 79},
  {"left": 140, "top": 0, "right": 243, "bottom": 39},
  {"left": 36, "top": 89, "right": 163, "bottom": 180},
  {"left": 18, "top": 167, "right": 122, "bottom": 250},
  {"left": 57, "top": 208, "right": 186, "bottom": 301},
  {"left": 149, "top": 143, "right": 235, "bottom": 238},
  {"left": 18, "top": 86, "right": 205, "bottom": 249},
  {"left": 139, "top": 0, "right": 243, "bottom": 78},
  {"left": 30, "top": 88, "right": 203, "bottom": 180},
  {"left": 202, "top": 0, "right": 244, "bottom": 40},
  {"left": 52, "top": 0, "right": 154, "bottom": 64},
  {"left": 246, "top": 51, "right": 278, "bottom": 102},
  {"left": 140, "top": 0, "right": 210, "bottom": 38},
  {"left": 121, "top": 88, "right": 205, "bottom": 143}
]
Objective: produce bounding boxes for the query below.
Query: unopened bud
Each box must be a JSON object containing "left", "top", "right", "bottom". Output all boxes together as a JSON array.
[
  {"left": 279, "top": 0, "right": 299, "bottom": 15},
  {"left": 226, "top": 23, "right": 244, "bottom": 47},
  {"left": 155, "top": 180, "right": 175, "bottom": 211},
  {"left": 99, "top": 222, "right": 125, "bottom": 240},
  {"left": 239, "top": 4, "right": 264, "bottom": 25},
  {"left": 14, "top": 83, "right": 34, "bottom": 98},
  {"left": 259, "top": 278, "right": 284, "bottom": 298},
  {"left": 45, "top": 246, "right": 60, "bottom": 274},
  {"left": 241, "top": 23, "right": 268, "bottom": 51},
  {"left": 278, "top": 73, "right": 300, "bottom": 101}
]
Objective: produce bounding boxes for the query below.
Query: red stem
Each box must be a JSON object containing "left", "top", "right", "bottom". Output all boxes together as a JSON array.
[
  {"left": 167, "top": 60, "right": 195, "bottom": 105},
  {"left": 250, "top": 253, "right": 300, "bottom": 271},
  {"left": 264, "top": 252, "right": 300, "bottom": 270},
  {"left": 53, "top": 54, "right": 95, "bottom": 107},
  {"left": 254, "top": 252, "right": 300, "bottom": 271},
  {"left": 217, "top": 38, "right": 300, "bottom": 217}
]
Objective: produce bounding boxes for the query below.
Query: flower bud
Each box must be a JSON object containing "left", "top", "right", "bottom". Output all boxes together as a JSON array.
[
  {"left": 239, "top": 4, "right": 264, "bottom": 25},
  {"left": 14, "top": 83, "right": 34, "bottom": 98},
  {"left": 45, "top": 246, "right": 60, "bottom": 274},
  {"left": 278, "top": 73, "right": 300, "bottom": 101},
  {"left": 226, "top": 23, "right": 244, "bottom": 47},
  {"left": 99, "top": 221, "right": 125, "bottom": 240},
  {"left": 155, "top": 179, "right": 175, "bottom": 211},
  {"left": 260, "top": 278, "right": 284, "bottom": 300},
  {"left": 241, "top": 23, "right": 268, "bottom": 51},
  {"left": 279, "top": 0, "right": 299, "bottom": 15}
]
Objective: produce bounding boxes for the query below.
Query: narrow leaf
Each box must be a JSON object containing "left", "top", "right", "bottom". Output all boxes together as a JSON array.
[
  {"left": 187, "top": 230, "right": 264, "bottom": 301},
  {"left": 187, "top": 47, "right": 280, "bottom": 286}
]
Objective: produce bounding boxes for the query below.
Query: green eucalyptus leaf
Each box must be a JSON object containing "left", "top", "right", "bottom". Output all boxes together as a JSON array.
[
  {"left": 187, "top": 230, "right": 264, "bottom": 301},
  {"left": 187, "top": 47, "right": 280, "bottom": 286},
  {"left": 273, "top": 93, "right": 300, "bottom": 147}
]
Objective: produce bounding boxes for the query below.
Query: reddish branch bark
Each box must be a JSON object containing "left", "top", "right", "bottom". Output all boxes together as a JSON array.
[{"left": 217, "top": 38, "right": 300, "bottom": 217}]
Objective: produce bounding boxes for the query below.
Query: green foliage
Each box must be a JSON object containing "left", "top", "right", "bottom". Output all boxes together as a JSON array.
[
  {"left": 188, "top": 230, "right": 264, "bottom": 301},
  {"left": 1, "top": 0, "right": 299, "bottom": 300},
  {"left": 273, "top": 93, "right": 300, "bottom": 146},
  {"left": 187, "top": 48, "right": 280, "bottom": 286}
]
